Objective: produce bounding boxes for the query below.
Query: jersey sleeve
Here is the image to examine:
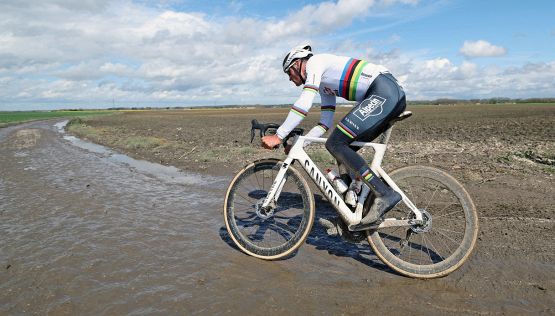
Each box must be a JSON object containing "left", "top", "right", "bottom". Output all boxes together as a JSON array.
[
  {"left": 275, "top": 87, "right": 318, "bottom": 139},
  {"left": 276, "top": 59, "right": 324, "bottom": 139},
  {"left": 305, "top": 93, "right": 336, "bottom": 138}
]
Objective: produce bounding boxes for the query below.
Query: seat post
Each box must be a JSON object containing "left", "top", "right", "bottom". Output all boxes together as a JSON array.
[{"left": 378, "top": 126, "right": 393, "bottom": 145}]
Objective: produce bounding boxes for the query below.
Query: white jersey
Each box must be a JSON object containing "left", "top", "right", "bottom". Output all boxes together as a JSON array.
[{"left": 276, "top": 54, "right": 389, "bottom": 139}]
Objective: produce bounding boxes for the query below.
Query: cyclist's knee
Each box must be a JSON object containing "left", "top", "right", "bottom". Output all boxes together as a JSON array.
[
  {"left": 326, "top": 129, "right": 349, "bottom": 158},
  {"left": 325, "top": 137, "right": 336, "bottom": 155}
]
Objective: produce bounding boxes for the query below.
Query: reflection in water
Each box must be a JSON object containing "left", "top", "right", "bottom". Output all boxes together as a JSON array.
[{"left": 56, "top": 120, "right": 227, "bottom": 189}]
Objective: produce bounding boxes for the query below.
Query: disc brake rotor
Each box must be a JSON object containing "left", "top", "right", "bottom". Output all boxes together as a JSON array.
[
  {"left": 410, "top": 209, "right": 432, "bottom": 233},
  {"left": 255, "top": 198, "right": 275, "bottom": 220}
]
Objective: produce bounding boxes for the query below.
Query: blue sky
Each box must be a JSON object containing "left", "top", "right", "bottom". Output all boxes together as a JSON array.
[{"left": 0, "top": 0, "right": 554, "bottom": 110}]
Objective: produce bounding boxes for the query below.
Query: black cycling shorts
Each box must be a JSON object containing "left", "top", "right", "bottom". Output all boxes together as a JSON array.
[{"left": 336, "top": 72, "right": 406, "bottom": 142}]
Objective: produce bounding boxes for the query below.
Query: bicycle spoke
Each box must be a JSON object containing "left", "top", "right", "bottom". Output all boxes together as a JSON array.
[
  {"left": 232, "top": 207, "right": 257, "bottom": 214},
  {"left": 428, "top": 201, "right": 459, "bottom": 206},
  {"left": 433, "top": 209, "right": 464, "bottom": 219},
  {"left": 248, "top": 174, "right": 263, "bottom": 194},
  {"left": 424, "top": 186, "right": 439, "bottom": 212},
  {"left": 421, "top": 233, "right": 432, "bottom": 264},
  {"left": 430, "top": 230, "right": 454, "bottom": 255},
  {"left": 435, "top": 227, "right": 464, "bottom": 235},
  {"left": 431, "top": 202, "right": 460, "bottom": 217},
  {"left": 241, "top": 174, "right": 261, "bottom": 199},
  {"left": 236, "top": 192, "right": 257, "bottom": 205},
  {"left": 430, "top": 230, "right": 453, "bottom": 255},
  {"left": 423, "top": 234, "right": 444, "bottom": 263},
  {"left": 406, "top": 181, "right": 417, "bottom": 207},
  {"left": 407, "top": 232, "right": 413, "bottom": 261},
  {"left": 233, "top": 201, "right": 254, "bottom": 208},
  {"left": 433, "top": 228, "right": 461, "bottom": 246},
  {"left": 254, "top": 169, "right": 262, "bottom": 189}
]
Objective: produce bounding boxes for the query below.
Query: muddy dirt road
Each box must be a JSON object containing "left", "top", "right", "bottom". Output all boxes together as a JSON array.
[{"left": 1, "top": 120, "right": 553, "bottom": 315}]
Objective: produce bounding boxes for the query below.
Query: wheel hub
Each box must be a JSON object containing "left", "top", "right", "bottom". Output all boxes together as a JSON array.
[
  {"left": 255, "top": 199, "right": 274, "bottom": 220},
  {"left": 410, "top": 209, "right": 432, "bottom": 233}
]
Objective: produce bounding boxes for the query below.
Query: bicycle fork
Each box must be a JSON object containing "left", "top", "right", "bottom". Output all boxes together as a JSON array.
[{"left": 260, "top": 158, "right": 294, "bottom": 210}]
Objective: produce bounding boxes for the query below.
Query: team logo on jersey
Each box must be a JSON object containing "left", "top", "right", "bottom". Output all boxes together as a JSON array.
[
  {"left": 354, "top": 95, "right": 385, "bottom": 121},
  {"left": 322, "top": 87, "right": 340, "bottom": 96},
  {"left": 323, "top": 87, "right": 335, "bottom": 95}
]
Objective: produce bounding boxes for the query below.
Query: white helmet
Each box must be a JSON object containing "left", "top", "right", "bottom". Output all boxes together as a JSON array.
[{"left": 282, "top": 44, "right": 313, "bottom": 73}]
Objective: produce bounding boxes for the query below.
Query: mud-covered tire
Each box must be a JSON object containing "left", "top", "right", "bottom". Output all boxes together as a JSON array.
[
  {"left": 367, "top": 166, "right": 478, "bottom": 278},
  {"left": 223, "top": 159, "right": 315, "bottom": 260}
]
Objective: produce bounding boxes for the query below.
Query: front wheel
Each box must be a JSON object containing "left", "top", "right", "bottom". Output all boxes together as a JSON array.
[
  {"left": 367, "top": 166, "right": 478, "bottom": 278},
  {"left": 223, "top": 159, "right": 315, "bottom": 260}
]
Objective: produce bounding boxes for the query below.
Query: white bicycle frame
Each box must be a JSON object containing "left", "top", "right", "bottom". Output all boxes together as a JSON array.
[{"left": 261, "top": 136, "right": 424, "bottom": 230}]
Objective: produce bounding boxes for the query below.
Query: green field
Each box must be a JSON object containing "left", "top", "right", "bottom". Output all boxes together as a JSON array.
[{"left": 0, "top": 110, "right": 116, "bottom": 127}]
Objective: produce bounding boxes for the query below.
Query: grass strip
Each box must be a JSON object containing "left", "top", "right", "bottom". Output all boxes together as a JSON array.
[{"left": 0, "top": 110, "right": 116, "bottom": 127}]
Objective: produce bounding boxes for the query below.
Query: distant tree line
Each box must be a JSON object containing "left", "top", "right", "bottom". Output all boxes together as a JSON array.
[
  {"left": 408, "top": 97, "right": 555, "bottom": 105},
  {"left": 78, "top": 97, "right": 551, "bottom": 111}
]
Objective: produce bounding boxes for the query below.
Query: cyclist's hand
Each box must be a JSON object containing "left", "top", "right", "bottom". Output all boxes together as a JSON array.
[{"left": 261, "top": 134, "right": 282, "bottom": 149}]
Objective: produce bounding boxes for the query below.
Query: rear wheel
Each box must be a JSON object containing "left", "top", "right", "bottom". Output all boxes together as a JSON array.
[
  {"left": 367, "top": 166, "right": 478, "bottom": 278},
  {"left": 223, "top": 159, "right": 315, "bottom": 260}
]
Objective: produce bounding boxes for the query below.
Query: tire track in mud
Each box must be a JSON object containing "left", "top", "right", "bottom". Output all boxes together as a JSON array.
[{"left": 0, "top": 120, "right": 553, "bottom": 315}]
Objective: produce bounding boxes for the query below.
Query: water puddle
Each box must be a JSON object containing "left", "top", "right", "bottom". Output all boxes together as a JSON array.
[
  {"left": 14, "top": 152, "right": 29, "bottom": 157},
  {"left": 55, "top": 120, "right": 228, "bottom": 189}
]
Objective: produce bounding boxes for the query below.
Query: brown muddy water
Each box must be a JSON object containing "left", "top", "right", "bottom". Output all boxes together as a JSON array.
[{"left": 1, "top": 120, "right": 553, "bottom": 315}]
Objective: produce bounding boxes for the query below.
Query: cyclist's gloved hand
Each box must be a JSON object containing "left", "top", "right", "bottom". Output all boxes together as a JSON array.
[{"left": 261, "top": 134, "right": 282, "bottom": 149}]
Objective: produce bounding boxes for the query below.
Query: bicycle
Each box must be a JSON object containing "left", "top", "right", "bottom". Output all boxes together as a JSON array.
[{"left": 223, "top": 111, "right": 478, "bottom": 278}]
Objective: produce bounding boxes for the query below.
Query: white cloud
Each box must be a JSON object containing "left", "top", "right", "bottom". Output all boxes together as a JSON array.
[
  {"left": 460, "top": 40, "right": 507, "bottom": 57},
  {"left": 422, "top": 58, "right": 454, "bottom": 73},
  {"left": 2, "top": 0, "right": 389, "bottom": 108},
  {"left": 261, "top": 0, "right": 380, "bottom": 43},
  {"left": 0, "top": 1, "right": 553, "bottom": 110},
  {"left": 397, "top": 57, "right": 555, "bottom": 99},
  {"left": 459, "top": 61, "right": 477, "bottom": 77},
  {"left": 293, "top": 0, "right": 376, "bottom": 29}
]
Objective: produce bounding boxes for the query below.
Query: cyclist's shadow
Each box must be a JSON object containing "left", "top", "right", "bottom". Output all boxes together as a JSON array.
[
  {"left": 303, "top": 193, "right": 395, "bottom": 275},
  {"left": 218, "top": 193, "right": 397, "bottom": 276}
]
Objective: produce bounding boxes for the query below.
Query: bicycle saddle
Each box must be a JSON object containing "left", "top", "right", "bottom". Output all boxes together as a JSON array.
[{"left": 390, "top": 111, "right": 412, "bottom": 124}]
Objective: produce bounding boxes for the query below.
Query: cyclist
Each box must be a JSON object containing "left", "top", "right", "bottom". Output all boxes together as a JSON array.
[{"left": 262, "top": 44, "right": 406, "bottom": 229}]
